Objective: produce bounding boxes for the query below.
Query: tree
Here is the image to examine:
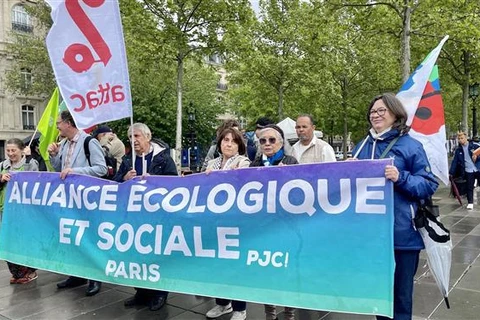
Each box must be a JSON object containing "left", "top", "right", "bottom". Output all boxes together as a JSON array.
[
  {"left": 304, "top": 2, "right": 400, "bottom": 154},
  {"left": 418, "top": 0, "right": 480, "bottom": 135},
  {"left": 138, "top": 0, "right": 253, "bottom": 171},
  {"left": 330, "top": 0, "right": 429, "bottom": 83},
  {"left": 227, "top": 0, "right": 309, "bottom": 122}
]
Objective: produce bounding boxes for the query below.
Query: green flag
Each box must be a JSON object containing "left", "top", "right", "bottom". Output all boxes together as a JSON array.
[{"left": 37, "top": 88, "right": 59, "bottom": 166}]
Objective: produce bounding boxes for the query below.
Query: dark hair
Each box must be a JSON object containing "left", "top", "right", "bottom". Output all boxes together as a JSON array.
[
  {"left": 216, "top": 119, "right": 240, "bottom": 138},
  {"left": 255, "top": 117, "right": 274, "bottom": 129},
  {"left": 6, "top": 138, "right": 25, "bottom": 150},
  {"left": 60, "top": 110, "right": 77, "bottom": 128},
  {"left": 367, "top": 92, "right": 410, "bottom": 134},
  {"left": 297, "top": 114, "right": 315, "bottom": 125},
  {"left": 216, "top": 127, "right": 246, "bottom": 156}
]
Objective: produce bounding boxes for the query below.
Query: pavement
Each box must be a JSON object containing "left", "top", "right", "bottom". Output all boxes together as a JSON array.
[{"left": 0, "top": 182, "right": 479, "bottom": 320}]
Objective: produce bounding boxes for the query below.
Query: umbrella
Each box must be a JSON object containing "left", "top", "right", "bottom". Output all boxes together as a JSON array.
[
  {"left": 449, "top": 175, "right": 463, "bottom": 206},
  {"left": 414, "top": 202, "right": 452, "bottom": 308}
]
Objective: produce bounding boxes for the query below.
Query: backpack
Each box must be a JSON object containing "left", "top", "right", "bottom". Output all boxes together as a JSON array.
[{"left": 84, "top": 136, "right": 117, "bottom": 180}]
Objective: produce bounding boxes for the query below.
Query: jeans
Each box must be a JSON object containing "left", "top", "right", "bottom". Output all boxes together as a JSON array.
[
  {"left": 216, "top": 298, "right": 246, "bottom": 311},
  {"left": 465, "top": 171, "right": 477, "bottom": 204},
  {"left": 377, "top": 250, "right": 420, "bottom": 320},
  {"left": 265, "top": 305, "right": 295, "bottom": 320}
]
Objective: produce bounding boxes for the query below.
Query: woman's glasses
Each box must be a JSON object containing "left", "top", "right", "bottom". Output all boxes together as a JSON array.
[
  {"left": 369, "top": 108, "right": 388, "bottom": 117},
  {"left": 259, "top": 137, "right": 277, "bottom": 145}
]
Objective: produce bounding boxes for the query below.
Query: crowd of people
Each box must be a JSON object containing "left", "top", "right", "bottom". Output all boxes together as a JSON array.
[{"left": 0, "top": 92, "right": 444, "bottom": 320}]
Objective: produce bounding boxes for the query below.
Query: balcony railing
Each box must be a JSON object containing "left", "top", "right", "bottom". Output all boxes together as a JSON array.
[
  {"left": 12, "top": 22, "right": 33, "bottom": 33},
  {"left": 216, "top": 83, "right": 228, "bottom": 91},
  {"left": 23, "top": 124, "right": 36, "bottom": 130}
]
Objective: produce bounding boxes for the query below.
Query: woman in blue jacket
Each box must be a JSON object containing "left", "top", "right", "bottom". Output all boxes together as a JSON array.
[{"left": 352, "top": 93, "right": 438, "bottom": 320}]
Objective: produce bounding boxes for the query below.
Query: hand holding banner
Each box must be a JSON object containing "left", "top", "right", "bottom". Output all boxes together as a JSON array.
[{"left": 0, "top": 160, "right": 395, "bottom": 317}]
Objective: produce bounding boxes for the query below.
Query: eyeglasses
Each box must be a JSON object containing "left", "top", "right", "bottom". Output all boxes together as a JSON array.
[
  {"left": 369, "top": 108, "right": 388, "bottom": 117},
  {"left": 259, "top": 137, "right": 276, "bottom": 145},
  {"left": 56, "top": 120, "right": 65, "bottom": 125}
]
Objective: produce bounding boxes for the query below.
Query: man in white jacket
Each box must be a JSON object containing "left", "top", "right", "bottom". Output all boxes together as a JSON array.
[{"left": 292, "top": 114, "right": 336, "bottom": 163}]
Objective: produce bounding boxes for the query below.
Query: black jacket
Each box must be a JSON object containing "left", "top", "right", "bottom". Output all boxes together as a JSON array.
[
  {"left": 114, "top": 139, "right": 177, "bottom": 181},
  {"left": 250, "top": 154, "right": 298, "bottom": 167}
]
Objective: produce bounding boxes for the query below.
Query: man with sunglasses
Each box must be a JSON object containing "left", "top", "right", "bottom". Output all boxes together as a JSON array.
[{"left": 292, "top": 114, "right": 336, "bottom": 163}]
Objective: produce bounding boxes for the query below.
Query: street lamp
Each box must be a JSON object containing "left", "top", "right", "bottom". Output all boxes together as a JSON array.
[
  {"left": 469, "top": 83, "right": 479, "bottom": 138},
  {"left": 187, "top": 106, "right": 198, "bottom": 172}
]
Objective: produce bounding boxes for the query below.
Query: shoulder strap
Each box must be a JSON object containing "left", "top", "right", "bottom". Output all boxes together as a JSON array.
[
  {"left": 380, "top": 136, "right": 400, "bottom": 159},
  {"left": 84, "top": 136, "right": 92, "bottom": 167}
]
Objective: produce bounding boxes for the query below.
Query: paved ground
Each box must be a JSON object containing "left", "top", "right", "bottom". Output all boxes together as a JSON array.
[{"left": 0, "top": 183, "right": 479, "bottom": 319}]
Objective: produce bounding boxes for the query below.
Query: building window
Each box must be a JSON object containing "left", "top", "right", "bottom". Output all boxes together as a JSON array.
[
  {"left": 0, "top": 141, "right": 4, "bottom": 162},
  {"left": 22, "top": 105, "right": 35, "bottom": 130},
  {"left": 208, "top": 54, "right": 223, "bottom": 65},
  {"left": 12, "top": 5, "right": 33, "bottom": 33},
  {"left": 216, "top": 82, "right": 228, "bottom": 91},
  {"left": 20, "top": 68, "right": 33, "bottom": 91}
]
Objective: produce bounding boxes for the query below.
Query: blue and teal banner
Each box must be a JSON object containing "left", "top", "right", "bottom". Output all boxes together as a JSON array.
[{"left": 0, "top": 159, "right": 394, "bottom": 317}]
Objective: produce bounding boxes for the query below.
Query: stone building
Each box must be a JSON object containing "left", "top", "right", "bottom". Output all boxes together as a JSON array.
[{"left": 0, "top": 0, "right": 47, "bottom": 160}]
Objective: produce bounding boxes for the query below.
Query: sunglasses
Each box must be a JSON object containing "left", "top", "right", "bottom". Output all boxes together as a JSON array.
[{"left": 259, "top": 137, "right": 277, "bottom": 145}]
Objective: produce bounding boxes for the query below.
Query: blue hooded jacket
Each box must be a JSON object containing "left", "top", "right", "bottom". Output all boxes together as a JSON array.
[{"left": 352, "top": 129, "right": 439, "bottom": 250}]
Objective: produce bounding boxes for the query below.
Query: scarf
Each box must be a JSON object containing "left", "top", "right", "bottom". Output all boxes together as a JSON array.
[
  {"left": 1, "top": 157, "right": 27, "bottom": 171},
  {"left": 210, "top": 154, "right": 242, "bottom": 170},
  {"left": 263, "top": 148, "right": 285, "bottom": 166}
]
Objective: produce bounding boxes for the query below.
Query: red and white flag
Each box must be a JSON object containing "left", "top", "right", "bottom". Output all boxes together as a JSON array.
[
  {"left": 397, "top": 36, "right": 449, "bottom": 185},
  {"left": 45, "top": 0, "right": 132, "bottom": 129}
]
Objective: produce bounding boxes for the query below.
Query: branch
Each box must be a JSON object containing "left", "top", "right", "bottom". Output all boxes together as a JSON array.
[
  {"left": 442, "top": 49, "right": 463, "bottom": 78},
  {"left": 182, "top": 0, "right": 204, "bottom": 32},
  {"left": 334, "top": 2, "right": 401, "bottom": 18}
]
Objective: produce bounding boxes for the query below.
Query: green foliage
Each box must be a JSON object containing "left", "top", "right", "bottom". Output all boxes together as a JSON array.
[{"left": 5, "top": 0, "right": 480, "bottom": 151}]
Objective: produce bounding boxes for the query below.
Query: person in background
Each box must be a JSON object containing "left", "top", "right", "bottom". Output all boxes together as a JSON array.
[
  {"left": 30, "top": 139, "right": 48, "bottom": 171},
  {"left": 205, "top": 127, "right": 251, "bottom": 320},
  {"left": 92, "top": 125, "right": 125, "bottom": 170},
  {"left": 449, "top": 131, "right": 480, "bottom": 210},
  {"left": 352, "top": 93, "right": 438, "bottom": 320},
  {"left": 48, "top": 110, "right": 107, "bottom": 297},
  {"left": 250, "top": 124, "right": 297, "bottom": 320},
  {"left": 0, "top": 138, "right": 39, "bottom": 284},
  {"left": 201, "top": 119, "right": 240, "bottom": 172},
  {"left": 292, "top": 114, "right": 336, "bottom": 163},
  {"left": 114, "top": 123, "right": 177, "bottom": 311}
]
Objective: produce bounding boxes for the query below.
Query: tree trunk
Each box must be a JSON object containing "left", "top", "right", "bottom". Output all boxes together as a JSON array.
[
  {"left": 401, "top": 1, "right": 411, "bottom": 83},
  {"left": 342, "top": 79, "right": 348, "bottom": 159},
  {"left": 278, "top": 83, "right": 284, "bottom": 121},
  {"left": 175, "top": 57, "right": 184, "bottom": 175},
  {"left": 462, "top": 50, "right": 470, "bottom": 134}
]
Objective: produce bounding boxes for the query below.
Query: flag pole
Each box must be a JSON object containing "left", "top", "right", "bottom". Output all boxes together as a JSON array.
[
  {"left": 27, "top": 126, "right": 39, "bottom": 147},
  {"left": 130, "top": 115, "right": 135, "bottom": 171}
]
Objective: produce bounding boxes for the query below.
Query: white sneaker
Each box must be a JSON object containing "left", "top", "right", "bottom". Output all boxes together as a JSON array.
[
  {"left": 206, "top": 303, "right": 233, "bottom": 318},
  {"left": 467, "top": 203, "right": 474, "bottom": 210},
  {"left": 230, "top": 310, "right": 247, "bottom": 320}
]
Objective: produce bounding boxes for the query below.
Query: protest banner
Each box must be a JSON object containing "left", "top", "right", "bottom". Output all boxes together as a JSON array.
[
  {"left": 45, "top": 0, "right": 132, "bottom": 129},
  {"left": 0, "top": 160, "right": 394, "bottom": 317}
]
